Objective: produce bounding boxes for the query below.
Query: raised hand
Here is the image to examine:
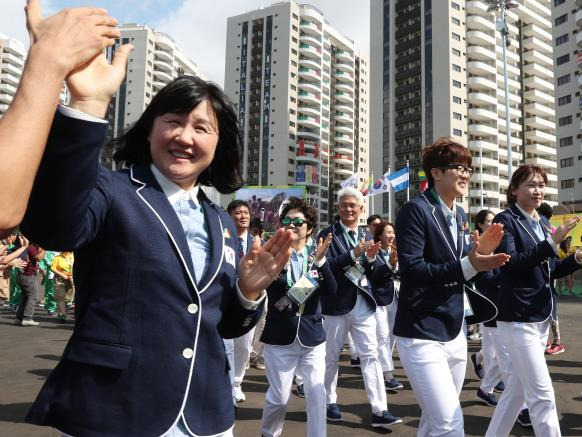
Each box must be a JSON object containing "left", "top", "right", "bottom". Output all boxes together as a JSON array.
[
  {"left": 551, "top": 217, "right": 580, "bottom": 246},
  {"left": 315, "top": 233, "right": 333, "bottom": 263},
  {"left": 468, "top": 230, "right": 510, "bottom": 272},
  {"left": 476, "top": 223, "right": 504, "bottom": 255},
  {"left": 26, "top": 0, "right": 120, "bottom": 78},
  {"left": 354, "top": 238, "right": 376, "bottom": 258},
  {"left": 366, "top": 241, "right": 381, "bottom": 259},
  {"left": 238, "top": 229, "right": 294, "bottom": 300},
  {"left": 389, "top": 245, "right": 398, "bottom": 267}
]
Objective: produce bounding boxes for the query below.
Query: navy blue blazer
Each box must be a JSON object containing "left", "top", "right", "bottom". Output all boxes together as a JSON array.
[
  {"left": 364, "top": 254, "right": 399, "bottom": 306},
  {"left": 493, "top": 205, "right": 581, "bottom": 322},
  {"left": 260, "top": 259, "right": 337, "bottom": 347},
  {"left": 317, "top": 223, "right": 377, "bottom": 315},
  {"left": 20, "top": 112, "right": 264, "bottom": 437},
  {"left": 393, "top": 191, "right": 497, "bottom": 341}
]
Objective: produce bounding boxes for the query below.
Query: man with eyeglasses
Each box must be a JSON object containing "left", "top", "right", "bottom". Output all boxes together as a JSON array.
[
  {"left": 393, "top": 138, "right": 510, "bottom": 436},
  {"left": 318, "top": 187, "right": 402, "bottom": 429}
]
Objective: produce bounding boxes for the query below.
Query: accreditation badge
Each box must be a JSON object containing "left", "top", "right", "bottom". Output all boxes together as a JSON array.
[
  {"left": 344, "top": 263, "right": 367, "bottom": 288},
  {"left": 463, "top": 289, "right": 474, "bottom": 317},
  {"left": 287, "top": 275, "right": 319, "bottom": 306}
]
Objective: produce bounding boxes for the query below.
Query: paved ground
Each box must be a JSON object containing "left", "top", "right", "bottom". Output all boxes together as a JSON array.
[{"left": 1, "top": 297, "right": 581, "bottom": 437}]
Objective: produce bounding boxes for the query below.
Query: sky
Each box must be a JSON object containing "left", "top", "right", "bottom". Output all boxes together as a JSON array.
[{"left": 0, "top": 0, "right": 370, "bottom": 86}]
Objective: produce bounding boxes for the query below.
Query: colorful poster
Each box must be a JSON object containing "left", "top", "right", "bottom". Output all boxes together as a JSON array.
[
  {"left": 550, "top": 213, "right": 582, "bottom": 248},
  {"left": 235, "top": 186, "right": 306, "bottom": 233}
]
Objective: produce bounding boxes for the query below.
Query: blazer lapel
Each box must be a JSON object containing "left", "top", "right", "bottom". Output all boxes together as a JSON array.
[
  {"left": 509, "top": 204, "right": 539, "bottom": 244},
  {"left": 130, "top": 165, "right": 196, "bottom": 284},
  {"left": 423, "top": 191, "right": 458, "bottom": 259},
  {"left": 198, "top": 189, "right": 225, "bottom": 292},
  {"left": 456, "top": 209, "right": 466, "bottom": 258}
]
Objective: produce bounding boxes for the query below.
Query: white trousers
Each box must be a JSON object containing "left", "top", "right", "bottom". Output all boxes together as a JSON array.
[
  {"left": 233, "top": 327, "right": 256, "bottom": 386},
  {"left": 485, "top": 321, "right": 560, "bottom": 437},
  {"left": 223, "top": 338, "right": 235, "bottom": 388},
  {"left": 252, "top": 309, "right": 267, "bottom": 356},
  {"left": 323, "top": 293, "right": 387, "bottom": 413},
  {"left": 396, "top": 325, "right": 467, "bottom": 437},
  {"left": 374, "top": 300, "right": 397, "bottom": 374},
  {"left": 347, "top": 332, "right": 358, "bottom": 360},
  {"left": 480, "top": 326, "right": 502, "bottom": 394},
  {"left": 261, "top": 340, "right": 326, "bottom": 437}
]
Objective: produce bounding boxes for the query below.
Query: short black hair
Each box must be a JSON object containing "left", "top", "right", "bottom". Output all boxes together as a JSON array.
[
  {"left": 280, "top": 197, "right": 318, "bottom": 236},
  {"left": 112, "top": 75, "right": 243, "bottom": 193},
  {"left": 474, "top": 209, "right": 494, "bottom": 235},
  {"left": 422, "top": 138, "right": 472, "bottom": 188},
  {"left": 367, "top": 214, "right": 382, "bottom": 225},
  {"left": 537, "top": 202, "right": 553, "bottom": 220},
  {"left": 227, "top": 199, "right": 250, "bottom": 215}
]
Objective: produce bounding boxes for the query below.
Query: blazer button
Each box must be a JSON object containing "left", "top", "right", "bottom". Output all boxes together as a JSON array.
[
  {"left": 188, "top": 303, "right": 199, "bottom": 314},
  {"left": 546, "top": 283, "right": 550, "bottom": 288},
  {"left": 182, "top": 348, "right": 194, "bottom": 359},
  {"left": 454, "top": 282, "right": 458, "bottom": 286},
  {"left": 242, "top": 318, "right": 251, "bottom": 327}
]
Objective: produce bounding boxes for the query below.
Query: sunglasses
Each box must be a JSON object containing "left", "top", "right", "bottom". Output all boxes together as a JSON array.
[{"left": 281, "top": 217, "right": 307, "bottom": 226}]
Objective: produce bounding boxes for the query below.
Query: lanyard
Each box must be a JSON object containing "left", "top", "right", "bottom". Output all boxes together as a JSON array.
[
  {"left": 286, "top": 244, "right": 315, "bottom": 288},
  {"left": 342, "top": 228, "right": 358, "bottom": 248}
]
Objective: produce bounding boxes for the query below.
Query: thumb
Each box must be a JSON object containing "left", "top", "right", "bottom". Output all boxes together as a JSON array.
[
  {"left": 25, "top": 0, "right": 43, "bottom": 43},
  {"left": 111, "top": 43, "right": 133, "bottom": 72},
  {"left": 251, "top": 234, "right": 261, "bottom": 251}
]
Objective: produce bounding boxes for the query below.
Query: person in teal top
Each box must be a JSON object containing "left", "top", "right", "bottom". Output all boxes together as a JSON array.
[{"left": 40, "top": 251, "right": 57, "bottom": 314}]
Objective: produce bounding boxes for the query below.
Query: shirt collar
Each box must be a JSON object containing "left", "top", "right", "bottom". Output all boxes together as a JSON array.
[
  {"left": 238, "top": 231, "right": 248, "bottom": 240},
  {"left": 432, "top": 189, "right": 456, "bottom": 220},
  {"left": 150, "top": 164, "right": 200, "bottom": 207},
  {"left": 339, "top": 221, "right": 358, "bottom": 236},
  {"left": 515, "top": 203, "right": 540, "bottom": 224}
]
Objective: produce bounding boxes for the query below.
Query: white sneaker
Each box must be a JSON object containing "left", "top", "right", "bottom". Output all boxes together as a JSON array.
[
  {"left": 233, "top": 386, "right": 246, "bottom": 402},
  {"left": 21, "top": 319, "right": 40, "bottom": 326}
]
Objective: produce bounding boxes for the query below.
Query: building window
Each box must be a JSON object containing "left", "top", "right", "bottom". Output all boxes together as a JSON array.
[
  {"left": 555, "top": 14, "right": 567, "bottom": 26},
  {"left": 560, "top": 157, "right": 574, "bottom": 167},
  {"left": 556, "top": 54, "right": 570, "bottom": 65},
  {"left": 557, "top": 74, "right": 570, "bottom": 86},
  {"left": 558, "top": 95, "right": 571, "bottom": 106},
  {"left": 452, "top": 48, "right": 461, "bottom": 56},
  {"left": 452, "top": 128, "right": 462, "bottom": 136},
  {"left": 453, "top": 112, "right": 462, "bottom": 120},
  {"left": 452, "top": 80, "right": 461, "bottom": 88},
  {"left": 451, "top": 1, "right": 460, "bottom": 10},
  {"left": 452, "top": 64, "right": 461, "bottom": 72},
  {"left": 559, "top": 115, "right": 572, "bottom": 126},
  {"left": 559, "top": 136, "right": 573, "bottom": 147},
  {"left": 451, "top": 17, "right": 460, "bottom": 25},
  {"left": 561, "top": 179, "right": 574, "bottom": 189},
  {"left": 556, "top": 34, "right": 569, "bottom": 46},
  {"left": 453, "top": 96, "right": 461, "bottom": 104},
  {"left": 452, "top": 32, "right": 460, "bottom": 41}
]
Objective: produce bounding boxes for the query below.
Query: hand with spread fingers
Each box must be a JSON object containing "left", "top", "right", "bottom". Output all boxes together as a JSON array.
[
  {"left": 354, "top": 238, "right": 376, "bottom": 258},
  {"left": 476, "top": 223, "right": 504, "bottom": 255},
  {"left": 389, "top": 245, "right": 398, "bottom": 267},
  {"left": 315, "top": 233, "right": 334, "bottom": 263},
  {"left": 365, "top": 241, "right": 382, "bottom": 259},
  {"left": 238, "top": 228, "right": 294, "bottom": 300},
  {"left": 551, "top": 217, "right": 580, "bottom": 246},
  {"left": 469, "top": 230, "right": 511, "bottom": 272}
]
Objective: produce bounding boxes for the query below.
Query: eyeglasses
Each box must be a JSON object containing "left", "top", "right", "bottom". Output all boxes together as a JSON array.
[
  {"left": 440, "top": 164, "right": 474, "bottom": 177},
  {"left": 281, "top": 217, "right": 307, "bottom": 227}
]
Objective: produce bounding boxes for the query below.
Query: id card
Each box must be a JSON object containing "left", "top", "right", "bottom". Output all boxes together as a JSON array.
[
  {"left": 463, "top": 291, "right": 474, "bottom": 317},
  {"left": 287, "top": 275, "right": 319, "bottom": 306},
  {"left": 344, "top": 263, "right": 368, "bottom": 288}
]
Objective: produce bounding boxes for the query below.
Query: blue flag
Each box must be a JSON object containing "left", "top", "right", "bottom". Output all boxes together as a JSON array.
[{"left": 388, "top": 167, "right": 409, "bottom": 193}]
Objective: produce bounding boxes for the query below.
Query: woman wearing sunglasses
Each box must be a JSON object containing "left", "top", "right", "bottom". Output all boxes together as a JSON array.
[{"left": 260, "top": 197, "right": 335, "bottom": 437}]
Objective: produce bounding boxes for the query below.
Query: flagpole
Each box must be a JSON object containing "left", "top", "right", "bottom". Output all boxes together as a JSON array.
[
  {"left": 370, "top": 172, "right": 374, "bottom": 214},
  {"left": 406, "top": 160, "right": 410, "bottom": 202},
  {"left": 387, "top": 166, "right": 391, "bottom": 222}
]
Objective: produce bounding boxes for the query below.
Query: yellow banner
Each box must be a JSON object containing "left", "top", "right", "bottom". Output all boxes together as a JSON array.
[{"left": 550, "top": 213, "right": 582, "bottom": 248}]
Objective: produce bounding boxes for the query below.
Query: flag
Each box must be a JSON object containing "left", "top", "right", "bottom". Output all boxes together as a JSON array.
[
  {"left": 360, "top": 176, "right": 372, "bottom": 196},
  {"left": 388, "top": 167, "right": 409, "bottom": 192},
  {"left": 368, "top": 171, "right": 391, "bottom": 196},
  {"left": 577, "top": 51, "right": 582, "bottom": 65},
  {"left": 418, "top": 170, "right": 428, "bottom": 192},
  {"left": 340, "top": 172, "right": 359, "bottom": 189}
]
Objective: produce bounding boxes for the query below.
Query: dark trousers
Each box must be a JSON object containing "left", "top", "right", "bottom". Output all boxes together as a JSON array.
[{"left": 16, "top": 273, "right": 39, "bottom": 321}]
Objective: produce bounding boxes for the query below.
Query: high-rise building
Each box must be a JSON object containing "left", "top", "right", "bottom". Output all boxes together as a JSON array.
[
  {"left": 224, "top": 1, "right": 370, "bottom": 225},
  {"left": 370, "top": 0, "right": 558, "bottom": 220},
  {"left": 102, "top": 24, "right": 204, "bottom": 168},
  {"left": 0, "top": 34, "right": 26, "bottom": 117},
  {"left": 552, "top": 0, "right": 582, "bottom": 213}
]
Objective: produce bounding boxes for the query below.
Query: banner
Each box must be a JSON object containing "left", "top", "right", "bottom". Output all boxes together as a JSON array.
[{"left": 340, "top": 172, "right": 359, "bottom": 189}]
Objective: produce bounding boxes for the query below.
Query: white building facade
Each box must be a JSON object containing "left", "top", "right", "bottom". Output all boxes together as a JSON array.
[{"left": 0, "top": 34, "right": 26, "bottom": 117}]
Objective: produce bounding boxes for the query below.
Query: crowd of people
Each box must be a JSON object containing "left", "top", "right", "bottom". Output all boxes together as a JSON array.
[{"left": 1, "top": 2, "right": 582, "bottom": 437}]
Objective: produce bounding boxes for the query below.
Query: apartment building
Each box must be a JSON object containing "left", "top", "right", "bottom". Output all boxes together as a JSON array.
[
  {"left": 552, "top": 0, "right": 582, "bottom": 212},
  {"left": 0, "top": 34, "right": 25, "bottom": 117},
  {"left": 225, "top": 1, "right": 370, "bottom": 225},
  {"left": 370, "top": 0, "right": 558, "bottom": 219}
]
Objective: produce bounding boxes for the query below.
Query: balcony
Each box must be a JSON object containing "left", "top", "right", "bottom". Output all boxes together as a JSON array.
[
  {"left": 524, "top": 129, "right": 555, "bottom": 144},
  {"left": 297, "top": 128, "right": 320, "bottom": 140},
  {"left": 525, "top": 102, "right": 554, "bottom": 118},
  {"left": 469, "top": 140, "right": 499, "bottom": 153},
  {"left": 334, "top": 167, "right": 354, "bottom": 177},
  {"left": 155, "top": 49, "right": 173, "bottom": 63},
  {"left": 298, "top": 80, "right": 320, "bottom": 94},
  {"left": 296, "top": 152, "right": 320, "bottom": 165},
  {"left": 299, "top": 66, "right": 321, "bottom": 81},
  {"left": 466, "top": 1, "right": 489, "bottom": 15},
  {"left": 334, "top": 49, "right": 352, "bottom": 62},
  {"left": 522, "top": 36, "right": 552, "bottom": 55},
  {"left": 522, "top": 49, "right": 553, "bottom": 68},
  {"left": 472, "top": 155, "right": 499, "bottom": 168},
  {"left": 0, "top": 93, "right": 13, "bottom": 104},
  {"left": 522, "top": 62, "right": 552, "bottom": 80},
  {"left": 522, "top": 23, "right": 552, "bottom": 41},
  {"left": 525, "top": 143, "right": 555, "bottom": 157},
  {"left": 467, "top": 45, "right": 495, "bottom": 62},
  {"left": 467, "top": 61, "right": 496, "bottom": 76},
  {"left": 577, "top": 32, "right": 582, "bottom": 48},
  {"left": 525, "top": 156, "right": 556, "bottom": 170},
  {"left": 298, "top": 104, "right": 320, "bottom": 118},
  {"left": 299, "top": 57, "right": 321, "bottom": 71},
  {"left": 300, "top": 20, "right": 322, "bottom": 36},
  {"left": 335, "top": 83, "right": 352, "bottom": 93},
  {"left": 334, "top": 70, "right": 353, "bottom": 83},
  {"left": 466, "top": 30, "right": 496, "bottom": 47},
  {"left": 524, "top": 89, "right": 554, "bottom": 106},
  {"left": 334, "top": 104, "right": 353, "bottom": 114},
  {"left": 0, "top": 82, "right": 17, "bottom": 95},
  {"left": 466, "top": 14, "right": 495, "bottom": 32},
  {"left": 468, "top": 123, "right": 498, "bottom": 137},
  {"left": 334, "top": 146, "right": 353, "bottom": 155},
  {"left": 155, "top": 32, "right": 175, "bottom": 52},
  {"left": 154, "top": 58, "right": 173, "bottom": 73},
  {"left": 335, "top": 60, "right": 354, "bottom": 73},
  {"left": 525, "top": 116, "right": 555, "bottom": 131},
  {"left": 298, "top": 90, "right": 321, "bottom": 106},
  {"left": 1, "top": 53, "right": 24, "bottom": 68},
  {"left": 335, "top": 90, "right": 354, "bottom": 103},
  {"left": 297, "top": 114, "right": 320, "bottom": 130},
  {"left": 300, "top": 33, "right": 322, "bottom": 48},
  {"left": 468, "top": 92, "right": 497, "bottom": 106},
  {"left": 334, "top": 154, "right": 353, "bottom": 165},
  {"left": 468, "top": 108, "right": 497, "bottom": 122},
  {"left": 299, "top": 43, "right": 322, "bottom": 59},
  {"left": 153, "top": 69, "right": 172, "bottom": 83},
  {"left": 468, "top": 76, "right": 497, "bottom": 91},
  {"left": 334, "top": 133, "right": 353, "bottom": 145},
  {"left": 334, "top": 124, "right": 352, "bottom": 135},
  {"left": 523, "top": 76, "right": 553, "bottom": 93}
]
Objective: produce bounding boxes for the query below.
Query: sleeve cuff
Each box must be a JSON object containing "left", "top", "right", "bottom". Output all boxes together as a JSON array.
[
  {"left": 236, "top": 280, "right": 266, "bottom": 310},
  {"left": 314, "top": 257, "right": 327, "bottom": 268},
  {"left": 366, "top": 255, "right": 376, "bottom": 263},
  {"left": 546, "top": 236, "right": 559, "bottom": 255},
  {"left": 461, "top": 256, "right": 478, "bottom": 281},
  {"left": 58, "top": 104, "right": 108, "bottom": 124}
]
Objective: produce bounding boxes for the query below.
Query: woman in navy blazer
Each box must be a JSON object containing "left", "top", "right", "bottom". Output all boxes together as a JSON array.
[
  {"left": 20, "top": 50, "right": 293, "bottom": 436},
  {"left": 485, "top": 165, "right": 581, "bottom": 437},
  {"left": 363, "top": 221, "right": 403, "bottom": 391},
  {"left": 260, "top": 197, "right": 335, "bottom": 437},
  {"left": 393, "top": 138, "right": 509, "bottom": 436}
]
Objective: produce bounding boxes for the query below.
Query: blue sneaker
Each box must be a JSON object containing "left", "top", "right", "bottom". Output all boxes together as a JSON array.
[
  {"left": 385, "top": 377, "right": 403, "bottom": 391},
  {"left": 470, "top": 353, "right": 484, "bottom": 379},
  {"left": 493, "top": 381, "right": 505, "bottom": 393},
  {"left": 371, "top": 410, "right": 402, "bottom": 428},
  {"left": 516, "top": 408, "right": 532, "bottom": 427},
  {"left": 296, "top": 383, "right": 305, "bottom": 398},
  {"left": 350, "top": 357, "right": 361, "bottom": 368},
  {"left": 476, "top": 388, "right": 497, "bottom": 406},
  {"left": 326, "top": 403, "right": 342, "bottom": 421}
]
